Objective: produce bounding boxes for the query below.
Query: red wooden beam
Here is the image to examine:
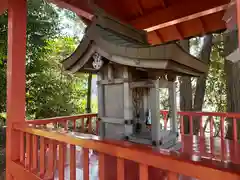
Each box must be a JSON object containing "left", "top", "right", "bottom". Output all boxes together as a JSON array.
[
  {"left": 130, "top": 0, "right": 231, "bottom": 32},
  {"left": 237, "top": 0, "right": 240, "bottom": 47},
  {"left": 0, "top": 0, "right": 7, "bottom": 15},
  {"left": 6, "top": 0, "right": 27, "bottom": 179},
  {"left": 48, "top": 0, "right": 93, "bottom": 20}
]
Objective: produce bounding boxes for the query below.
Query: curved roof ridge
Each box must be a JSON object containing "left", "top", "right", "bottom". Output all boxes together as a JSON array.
[{"left": 62, "top": 11, "right": 208, "bottom": 77}]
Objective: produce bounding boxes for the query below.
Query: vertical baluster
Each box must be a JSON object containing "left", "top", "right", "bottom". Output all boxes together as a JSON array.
[
  {"left": 20, "top": 131, "right": 25, "bottom": 164},
  {"left": 65, "top": 120, "right": 68, "bottom": 130},
  {"left": 47, "top": 140, "right": 55, "bottom": 179},
  {"left": 200, "top": 116, "right": 204, "bottom": 137},
  {"left": 180, "top": 116, "right": 184, "bottom": 135},
  {"left": 210, "top": 137, "right": 214, "bottom": 158},
  {"left": 210, "top": 116, "right": 214, "bottom": 137},
  {"left": 32, "top": 135, "right": 38, "bottom": 171},
  {"left": 58, "top": 143, "right": 65, "bottom": 180},
  {"left": 199, "top": 137, "right": 205, "bottom": 156},
  {"left": 117, "top": 158, "right": 124, "bottom": 180},
  {"left": 139, "top": 164, "right": 148, "bottom": 180},
  {"left": 221, "top": 138, "right": 225, "bottom": 161},
  {"left": 220, "top": 116, "right": 225, "bottom": 140},
  {"left": 96, "top": 118, "right": 100, "bottom": 135},
  {"left": 40, "top": 137, "right": 45, "bottom": 178},
  {"left": 88, "top": 117, "right": 92, "bottom": 133},
  {"left": 99, "top": 153, "right": 105, "bottom": 180},
  {"left": 233, "top": 118, "right": 237, "bottom": 141},
  {"left": 189, "top": 116, "right": 193, "bottom": 135},
  {"left": 26, "top": 133, "right": 32, "bottom": 169},
  {"left": 73, "top": 119, "right": 76, "bottom": 131},
  {"left": 164, "top": 113, "right": 167, "bottom": 129},
  {"left": 168, "top": 172, "right": 178, "bottom": 180},
  {"left": 70, "top": 145, "right": 76, "bottom": 180},
  {"left": 81, "top": 118, "right": 85, "bottom": 133},
  {"left": 83, "top": 148, "right": 89, "bottom": 180}
]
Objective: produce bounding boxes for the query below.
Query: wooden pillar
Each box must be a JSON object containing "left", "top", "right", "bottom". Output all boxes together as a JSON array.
[
  {"left": 150, "top": 79, "right": 161, "bottom": 146},
  {"left": 6, "top": 0, "right": 27, "bottom": 179},
  {"left": 123, "top": 67, "right": 133, "bottom": 137},
  {"left": 168, "top": 81, "right": 177, "bottom": 133},
  {"left": 97, "top": 73, "right": 105, "bottom": 138},
  {"left": 237, "top": 0, "right": 240, "bottom": 47},
  {"left": 0, "top": 0, "right": 7, "bottom": 15}
]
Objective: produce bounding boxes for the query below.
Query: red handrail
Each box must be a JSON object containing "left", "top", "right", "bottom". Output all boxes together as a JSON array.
[
  {"left": 12, "top": 124, "right": 240, "bottom": 180},
  {"left": 26, "top": 113, "right": 98, "bottom": 135}
]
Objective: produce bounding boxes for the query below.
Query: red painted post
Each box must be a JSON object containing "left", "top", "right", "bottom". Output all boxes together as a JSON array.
[
  {"left": 6, "top": 0, "right": 27, "bottom": 179},
  {"left": 199, "top": 116, "right": 203, "bottom": 137},
  {"left": 233, "top": 118, "right": 237, "bottom": 141},
  {"left": 236, "top": 0, "right": 240, "bottom": 48},
  {"left": 210, "top": 116, "right": 214, "bottom": 137},
  {"left": 220, "top": 116, "right": 225, "bottom": 140},
  {"left": 189, "top": 116, "right": 193, "bottom": 135},
  {"left": 180, "top": 116, "right": 184, "bottom": 134},
  {"left": 0, "top": 0, "right": 7, "bottom": 15}
]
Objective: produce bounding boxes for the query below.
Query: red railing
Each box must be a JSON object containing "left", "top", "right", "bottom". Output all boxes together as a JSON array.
[
  {"left": 161, "top": 110, "right": 240, "bottom": 140},
  {"left": 26, "top": 113, "right": 99, "bottom": 135},
  {"left": 11, "top": 124, "right": 240, "bottom": 180},
  {"left": 25, "top": 111, "right": 240, "bottom": 141}
]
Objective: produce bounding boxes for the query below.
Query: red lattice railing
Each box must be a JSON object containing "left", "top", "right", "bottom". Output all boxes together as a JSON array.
[
  {"left": 25, "top": 111, "right": 240, "bottom": 141},
  {"left": 26, "top": 113, "right": 99, "bottom": 135},
  {"left": 161, "top": 110, "right": 240, "bottom": 140},
  {"left": 11, "top": 124, "right": 240, "bottom": 180}
]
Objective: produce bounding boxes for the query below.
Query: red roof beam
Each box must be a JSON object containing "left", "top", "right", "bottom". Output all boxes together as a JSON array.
[
  {"left": 0, "top": 0, "right": 8, "bottom": 15},
  {"left": 48, "top": 0, "right": 94, "bottom": 20},
  {"left": 130, "top": 0, "right": 232, "bottom": 32}
]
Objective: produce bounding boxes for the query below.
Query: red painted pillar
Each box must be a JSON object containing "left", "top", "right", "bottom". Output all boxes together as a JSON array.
[
  {"left": 0, "top": 0, "right": 7, "bottom": 15},
  {"left": 237, "top": 0, "right": 240, "bottom": 47},
  {"left": 6, "top": 0, "right": 27, "bottom": 179}
]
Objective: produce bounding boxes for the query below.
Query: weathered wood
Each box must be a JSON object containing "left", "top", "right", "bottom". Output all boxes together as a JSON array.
[
  {"left": 98, "top": 79, "right": 124, "bottom": 85},
  {"left": 168, "top": 81, "right": 177, "bottom": 133},
  {"left": 123, "top": 67, "right": 133, "bottom": 137},
  {"left": 97, "top": 73, "right": 105, "bottom": 138},
  {"left": 100, "top": 117, "right": 125, "bottom": 124},
  {"left": 150, "top": 79, "right": 161, "bottom": 145}
]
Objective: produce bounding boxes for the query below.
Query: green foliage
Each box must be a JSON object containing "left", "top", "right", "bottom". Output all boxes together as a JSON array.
[
  {"left": 26, "top": 37, "right": 88, "bottom": 119},
  {"left": 205, "top": 34, "right": 226, "bottom": 112},
  {"left": 0, "top": 0, "right": 88, "bottom": 120}
]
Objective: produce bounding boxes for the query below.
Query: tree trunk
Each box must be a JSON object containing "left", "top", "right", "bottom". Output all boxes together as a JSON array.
[
  {"left": 179, "top": 36, "right": 213, "bottom": 134},
  {"left": 86, "top": 73, "right": 92, "bottom": 113},
  {"left": 85, "top": 73, "right": 92, "bottom": 130},
  {"left": 193, "top": 35, "right": 213, "bottom": 134},
  {"left": 224, "top": 30, "right": 240, "bottom": 139},
  {"left": 179, "top": 40, "right": 192, "bottom": 134}
]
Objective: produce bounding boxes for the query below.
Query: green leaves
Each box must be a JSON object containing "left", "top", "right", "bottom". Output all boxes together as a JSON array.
[
  {"left": 0, "top": 0, "right": 88, "bottom": 120},
  {"left": 26, "top": 37, "right": 88, "bottom": 119}
]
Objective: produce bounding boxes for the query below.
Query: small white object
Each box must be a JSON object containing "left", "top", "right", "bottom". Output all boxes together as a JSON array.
[
  {"left": 92, "top": 52, "right": 103, "bottom": 70},
  {"left": 226, "top": 48, "right": 240, "bottom": 63}
]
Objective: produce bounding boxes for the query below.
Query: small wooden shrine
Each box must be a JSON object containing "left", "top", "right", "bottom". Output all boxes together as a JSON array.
[{"left": 63, "top": 9, "right": 208, "bottom": 149}]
